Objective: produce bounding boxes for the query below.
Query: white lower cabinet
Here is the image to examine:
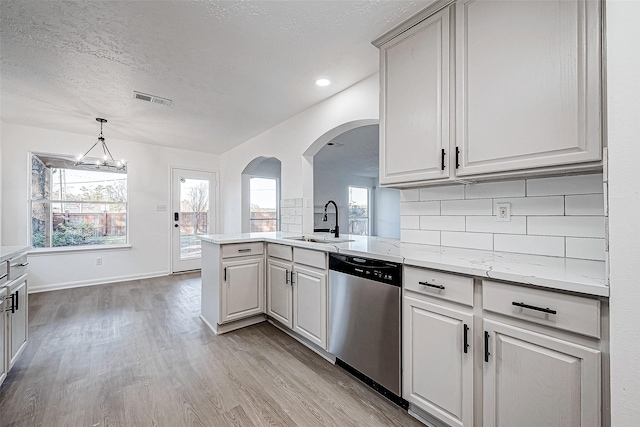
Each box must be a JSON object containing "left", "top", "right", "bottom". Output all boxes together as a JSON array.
[
  {"left": 482, "top": 320, "right": 601, "bottom": 427},
  {"left": 0, "top": 287, "right": 7, "bottom": 386},
  {"left": 267, "top": 245, "right": 328, "bottom": 350},
  {"left": 404, "top": 295, "right": 474, "bottom": 427},
  {"left": 220, "top": 257, "right": 264, "bottom": 323},
  {"left": 292, "top": 265, "right": 327, "bottom": 348},
  {"left": 8, "top": 277, "right": 28, "bottom": 368},
  {"left": 267, "top": 259, "right": 293, "bottom": 328},
  {"left": 403, "top": 268, "right": 605, "bottom": 427}
]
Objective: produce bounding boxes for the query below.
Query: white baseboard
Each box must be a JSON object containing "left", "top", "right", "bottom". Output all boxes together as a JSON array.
[
  {"left": 200, "top": 314, "right": 267, "bottom": 335},
  {"left": 28, "top": 270, "right": 172, "bottom": 294}
]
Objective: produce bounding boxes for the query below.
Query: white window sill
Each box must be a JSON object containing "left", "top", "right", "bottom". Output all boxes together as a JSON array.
[{"left": 28, "top": 244, "right": 132, "bottom": 256}]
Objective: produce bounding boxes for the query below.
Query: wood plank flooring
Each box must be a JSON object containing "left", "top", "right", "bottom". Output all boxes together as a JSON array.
[{"left": 0, "top": 273, "right": 422, "bottom": 427}]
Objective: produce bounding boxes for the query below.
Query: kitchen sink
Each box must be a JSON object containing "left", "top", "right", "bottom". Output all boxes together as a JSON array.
[{"left": 285, "top": 236, "right": 355, "bottom": 244}]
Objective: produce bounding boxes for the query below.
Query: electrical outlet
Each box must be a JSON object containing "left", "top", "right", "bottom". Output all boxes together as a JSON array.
[
  {"left": 496, "top": 203, "right": 511, "bottom": 222},
  {"left": 96, "top": 257, "right": 103, "bottom": 266}
]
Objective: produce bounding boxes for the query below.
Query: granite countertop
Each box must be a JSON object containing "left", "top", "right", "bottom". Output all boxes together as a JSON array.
[
  {"left": 198, "top": 233, "right": 608, "bottom": 297},
  {"left": 0, "top": 245, "right": 31, "bottom": 263}
]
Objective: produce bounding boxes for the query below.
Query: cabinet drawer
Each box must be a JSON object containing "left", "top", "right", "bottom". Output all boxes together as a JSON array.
[
  {"left": 0, "top": 261, "right": 7, "bottom": 286},
  {"left": 483, "top": 280, "right": 601, "bottom": 338},
  {"left": 267, "top": 243, "right": 293, "bottom": 261},
  {"left": 8, "top": 253, "right": 28, "bottom": 280},
  {"left": 404, "top": 266, "right": 474, "bottom": 307},
  {"left": 293, "top": 247, "right": 326, "bottom": 270},
  {"left": 221, "top": 242, "right": 264, "bottom": 259}
]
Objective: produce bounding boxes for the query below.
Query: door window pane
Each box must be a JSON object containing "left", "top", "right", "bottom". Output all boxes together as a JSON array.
[
  {"left": 348, "top": 186, "right": 369, "bottom": 236},
  {"left": 180, "top": 179, "right": 210, "bottom": 259},
  {"left": 250, "top": 177, "right": 278, "bottom": 232}
]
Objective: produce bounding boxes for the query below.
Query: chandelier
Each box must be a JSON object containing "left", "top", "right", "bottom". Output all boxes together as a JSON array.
[{"left": 75, "top": 118, "right": 126, "bottom": 171}]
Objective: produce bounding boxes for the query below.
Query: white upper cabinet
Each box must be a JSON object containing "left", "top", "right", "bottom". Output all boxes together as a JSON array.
[
  {"left": 455, "top": 0, "right": 602, "bottom": 176},
  {"left": 379, "top": 6, "right": 451, "bottom": 185},
  {"left": 375, "top": 0, "right": 602, "bottom": 186}
]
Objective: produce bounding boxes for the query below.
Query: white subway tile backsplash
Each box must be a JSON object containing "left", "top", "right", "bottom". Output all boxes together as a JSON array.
[
  {"left": 528, "top": 216, "right": 605, "bottom": 238},
  {"left": 401, "top": 201, "right": 441, "bottom": 216},
  {"left": 494, "top": 234, "right": 565, "bottom": 257},
  {"left": 465, "top": 180, "right": 525, "bottom": 199},
  {"left": 401, "top": 229, "right": 440, "bottom": 245},
  {"left": 398, "top": 174, "right": 604, "bottom": 261},
  {"left": 401, "top": 216, "right": 420, "bottom": 230},
  {"left": 288, "top": 224, "right": 303, "bottom": 233},
  {"left": 565, "top": 194, "right": 605, "bottom": 216},
  {"left": 420, "top": 185, "right": 465, "bottom": 201},
  {"left": 493, "top": 196, "right": 565, "bottom": 216},
  {"left": 419, "top": 216, "right": 466, "bottom": 231},
  {"left": 441, "top": 231, "right": 493, "bottom": 250},
  {"left": 401, "top": 189, "right": 420, "bottom": 202},
  {"left": 466, "top": 216, "right": 527, "bottom": 234},
  {"left": 566, "top": 238, "right": 606, "bottom": 261},
  {"left": 526, "top": 173, "right": 603, "bottom": 196},
  {"left": 441, "top": 199, "right": 493, "bottom": 216}
]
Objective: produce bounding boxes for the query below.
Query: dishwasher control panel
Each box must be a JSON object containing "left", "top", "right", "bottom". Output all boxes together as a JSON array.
[{"left": 329, "top": 253, "right": 402, "bottom": 286}]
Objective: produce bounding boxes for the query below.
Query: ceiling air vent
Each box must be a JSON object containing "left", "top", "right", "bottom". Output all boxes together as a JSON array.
[{"left": 133, "top": 91, "right": 172, "bottom": 106}]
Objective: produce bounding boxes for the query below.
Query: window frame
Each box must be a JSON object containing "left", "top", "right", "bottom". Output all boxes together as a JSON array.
[
  {"left": 28, "top": 152, "right": 130, "bottom": 252},
  {"left": 248, "top": 175, "right": 280, "bottom": 232},
  {"left": 347, "top": 185, "right": 371, "bottom": 236}
]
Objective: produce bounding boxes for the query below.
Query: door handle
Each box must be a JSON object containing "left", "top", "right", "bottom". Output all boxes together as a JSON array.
[
  {"left": 14, "top": 290, "right": 19, "bottom": 311},
  {"left": 5, "top": 293, "right": 15, "bottom": 314},
  {"left": 174, "top": 212, "right": 179, "bottom": 221},
  {"left": 291, "top": 272, "right": 295, "bottom": 285},
  {"left": 285, "top": 270, "right": 290, "bottom": 284},
  {"left": 0, "top": 273, "right": 7, "bottom": 280},
  {"left": 223, "top": 267, "right": 227, "bottom": 282}
]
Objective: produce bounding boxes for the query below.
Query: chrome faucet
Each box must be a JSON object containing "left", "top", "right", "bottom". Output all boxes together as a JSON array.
[{"left": 323, "top": 200, "right": 339, "bottom": 238}]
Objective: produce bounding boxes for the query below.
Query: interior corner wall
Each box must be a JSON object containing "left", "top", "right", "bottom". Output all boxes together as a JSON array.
[
  {"left": 607, "top": 1, "right": 640, "bottom": 425},
  {"left": 219, "top": 74, "right": 379, "bottom": 234},
  {"left": 0, "top": 122, "right": 220, "bottom": 292}
]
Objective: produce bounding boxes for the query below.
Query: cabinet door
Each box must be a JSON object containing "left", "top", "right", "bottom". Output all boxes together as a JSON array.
[
  {"left": 379, "top": 6, "right": 450, "bottom": 185},
  {"left": 267, "top": 259, "right": 293, "bottom": 328},
  {"left": 8, "top": 278, "right": 28, "bottom": 368},
  {"left": 455, "top": 0, "right": 601, "bottom": 176},
  {"left": 403, "top": 296, "right": 474, "bottom": 427},
  {"left": 0, "top": 292, "right": 7, "bottom": 385},
  {"left": 483, "top": 320, "right": 601, "bottom": 427},
  {"left": 292, "top": 265, "right": 327, "bottom": 349},
  {"left": 220, "top": 257, "right": 264, "bottom": 323}
]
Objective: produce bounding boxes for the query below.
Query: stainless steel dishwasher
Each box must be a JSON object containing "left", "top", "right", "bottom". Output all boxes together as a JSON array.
[{"left": 328, "top": 253, "right": 404, "bottom": 405}]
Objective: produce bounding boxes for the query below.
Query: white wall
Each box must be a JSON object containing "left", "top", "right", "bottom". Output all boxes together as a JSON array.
[
  {"left": 373, "top": 185, "right": 400, "bottom": 239},
  {"left": 220, "top": 75, "right": 379, "bottom": 233},
  {"left": 1, "top": 122, "right": 220, "bottom": 291},
  {"left": 607, "top": 1, "right": 640, "bottom": 424}
]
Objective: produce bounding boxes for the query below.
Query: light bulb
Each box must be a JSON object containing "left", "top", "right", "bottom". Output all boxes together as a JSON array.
[{"left": 315, "top": 78, "right": 331, "bottom": 87}]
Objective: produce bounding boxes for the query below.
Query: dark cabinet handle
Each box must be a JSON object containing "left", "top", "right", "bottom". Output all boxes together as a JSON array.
[
  {"left": 441, "top": 148, "right": 446, "bottom": 171},
  {"left": 418, "top": 281, "right": 445, "bottom": 290},
  {"left": 10, "top": 262, "right": 28, "bottom": 268},
  {"left": 463, "top": 324, "right": 469, "bottom": 354},
  {"left": 174, "top": 212, "right": 179, "bottom": 221},
  {"left": 484, "top": 331, "right": 490, "bottom": 363},
  {"left": 0, "top": 273, "right": 7, "bottom": 280},
  {"left": 5, "top": 293, "right": 15, "bottom": 314},
  {"left": 512, "top": 301, "right": 557, "bottom": 315},
  {"left": 223, "top": 267, "right": 227, "bottom": 282},
  {"left": 15, "top": 290, "right": 19, "bottom": 311},
  {"left": 238, "top": 248, "right": 252, "bottom": 253},
  {"left": 455, "top": 147, "right": 460, "bottom": 169}
]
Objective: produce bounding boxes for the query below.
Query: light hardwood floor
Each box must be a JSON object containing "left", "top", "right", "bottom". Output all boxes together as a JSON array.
[{"left": 0, "top": 273, "right": 422, "bottom": 427}]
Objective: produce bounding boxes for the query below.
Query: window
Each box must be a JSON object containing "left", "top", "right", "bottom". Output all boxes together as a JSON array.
[
  {"left": 249, "top": 177, "right": 278, "bottom": 232},
  {"left": 348, "top": 186, "right": 369, "bottom": 236},
  {"left": 30, "top": 153, "right": 127, "bottom": 248}
]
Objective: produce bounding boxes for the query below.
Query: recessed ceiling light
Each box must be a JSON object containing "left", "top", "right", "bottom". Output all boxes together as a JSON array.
[{"left": 315, "top": 78, "right": 331, "bottom": 87}]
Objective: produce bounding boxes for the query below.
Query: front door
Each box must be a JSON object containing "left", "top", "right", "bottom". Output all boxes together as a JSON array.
[{"left": 171, "top": 168, "right": 217, "bottom": 273}]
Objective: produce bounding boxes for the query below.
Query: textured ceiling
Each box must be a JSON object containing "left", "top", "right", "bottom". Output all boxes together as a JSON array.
[{"left": 0, "top": 0, "right": 432, "bottom": 154}]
